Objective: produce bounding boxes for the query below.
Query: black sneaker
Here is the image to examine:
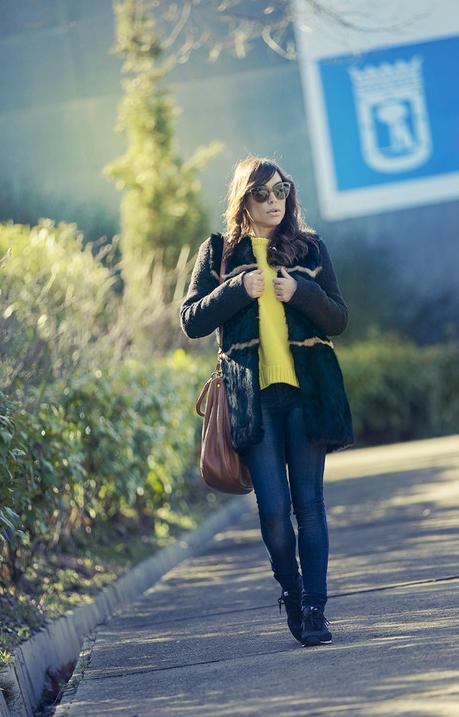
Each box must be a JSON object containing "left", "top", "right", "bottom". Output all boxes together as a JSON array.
[
  {"left": 277, "top": 576, "right": 304, "bottom": 643},
  {"left": 300, "top": 605, "right": 332, "bottom": 646}
]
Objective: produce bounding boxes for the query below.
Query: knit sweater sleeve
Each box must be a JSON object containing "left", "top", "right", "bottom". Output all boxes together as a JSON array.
[
  {"left": 180, "top": 237, "right": 255, "bottom": 339},
  {"left": 286, "top": 238, "right": 349, "bottom": 336}
]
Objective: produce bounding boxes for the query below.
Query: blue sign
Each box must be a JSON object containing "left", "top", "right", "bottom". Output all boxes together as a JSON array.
[{"left": 318, "top": 34, "right": 459, "bottom": 191}]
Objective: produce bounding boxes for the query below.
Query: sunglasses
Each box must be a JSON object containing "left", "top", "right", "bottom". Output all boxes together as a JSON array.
[{"left": 247, "top": 181, "right": 291, "bottom": 203}]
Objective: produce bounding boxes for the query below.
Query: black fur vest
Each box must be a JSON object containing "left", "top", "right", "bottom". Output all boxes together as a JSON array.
[{"left": 206, "top": 232, "right": 355, "bottom": 455}]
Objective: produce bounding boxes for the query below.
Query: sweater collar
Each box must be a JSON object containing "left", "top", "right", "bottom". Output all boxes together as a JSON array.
[{"left": 213, "top": 232, "right": 320, "bottom": 278}]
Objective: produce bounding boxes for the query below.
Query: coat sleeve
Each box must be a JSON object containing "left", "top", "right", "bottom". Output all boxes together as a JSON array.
[
  {"left": 180, "top": 237, "right": 255, "bottom": 339},
  {"left": 286, "top": 238, "right": 349, "bottom": 336}
]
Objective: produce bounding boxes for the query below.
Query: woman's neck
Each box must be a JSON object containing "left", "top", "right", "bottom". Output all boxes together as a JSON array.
[
  {"left": 249, "top": 225, "right": 274, "bottom": 239},
  {"left": 249, "top": 231, "right": 272, "bottom": 239}
]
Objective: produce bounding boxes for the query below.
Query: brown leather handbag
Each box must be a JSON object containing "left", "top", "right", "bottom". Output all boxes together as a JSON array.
[{"left": 195, "top": 236, "right": 253, "bottom": 495}]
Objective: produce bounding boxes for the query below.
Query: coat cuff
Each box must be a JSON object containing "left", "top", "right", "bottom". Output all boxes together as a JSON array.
[
  {"left": 222, "top": 269, "right": 253, "bottom": 305},
  {"left": 286, "top": 275, "right": 348, "bottom": 335},
  {"left": 287, "top": 275, "right": 324, "bottom": 313}
]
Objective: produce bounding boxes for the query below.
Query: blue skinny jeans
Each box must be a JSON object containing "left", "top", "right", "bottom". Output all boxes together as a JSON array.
[{"left": 240, "top": 381, "right": 329, "bottom": 609}]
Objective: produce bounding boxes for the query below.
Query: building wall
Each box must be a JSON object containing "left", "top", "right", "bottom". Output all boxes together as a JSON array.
[{"left": 0, "top": 1, "right": 458, "bottom": 335}]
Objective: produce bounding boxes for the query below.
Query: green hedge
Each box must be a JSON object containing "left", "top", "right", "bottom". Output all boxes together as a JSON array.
[
  {"left": 2, "top": 333, "right": 458, "bottom": 587},
  {"left": 0, "top": 218, "right": 118, "bottom": 392},
  {"left": 339, "top": 330, "right": 459, "bottom": 444},
  {"left": 0, "top": 349, "right": 211, "bottom": 585}
]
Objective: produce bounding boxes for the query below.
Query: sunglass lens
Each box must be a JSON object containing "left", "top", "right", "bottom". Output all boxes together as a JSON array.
[
  {"left": 274, "top": 183, "right": 290, "bottom": 199},
  {"left": 252, "top": 188, "right": 269, "bottom": 202}
]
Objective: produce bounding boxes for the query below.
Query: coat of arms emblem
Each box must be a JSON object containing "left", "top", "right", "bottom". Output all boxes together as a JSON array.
[{"left": 349, "top": 55, "right": 432, "bottom": 173}]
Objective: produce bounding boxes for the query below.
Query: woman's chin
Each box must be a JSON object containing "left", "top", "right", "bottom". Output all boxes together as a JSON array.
[{"left": 266, "top": 215, "right": 283, "bottom": 226}]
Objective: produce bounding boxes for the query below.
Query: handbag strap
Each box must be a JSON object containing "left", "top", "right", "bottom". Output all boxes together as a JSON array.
[
  {"left": 195, "top": 374, "right": 213, "bottom": 417},
  {"left": 217, "top": 234, "right": 227, "bottom": 359},
  {"left": 195, "top": 235, "right": 227, "bottom": 417}
]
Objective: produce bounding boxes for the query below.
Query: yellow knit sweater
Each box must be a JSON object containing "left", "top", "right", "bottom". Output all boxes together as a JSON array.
[{"left": 250, "top": 236, "right": 300, "bottom": 390}]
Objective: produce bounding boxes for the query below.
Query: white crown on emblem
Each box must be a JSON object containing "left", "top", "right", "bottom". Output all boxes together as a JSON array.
[{"left": 349, "top": 56, "right": 423, "bottom": 95}]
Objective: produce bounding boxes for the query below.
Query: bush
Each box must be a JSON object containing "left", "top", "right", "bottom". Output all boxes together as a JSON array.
[
  {"left": 0, "top": 218, "right": 120, "bottom": 392},
  {"left": 339, "top": 328, "right": 459, "bottom": 444},
  {"left": 0, "top": 349, "right": 211, "bottom": 587}
]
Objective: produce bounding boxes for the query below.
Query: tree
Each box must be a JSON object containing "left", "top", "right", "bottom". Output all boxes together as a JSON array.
[
  {"left": 144, "top": 0, "right": 407, "bottom": 63},
  {"left": 103, "top": 0, "right": 224, "bottom": 287}
]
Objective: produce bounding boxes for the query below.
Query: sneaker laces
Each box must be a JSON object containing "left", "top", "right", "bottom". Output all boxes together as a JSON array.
[
  {"left": 277, "top": 594, "right": 286, "bottom": 615},
  {"left": 304, "top": 605, "right": 330, "bottom": 630},
  {"left": 277, "top": 587, "right": 300, "bottom": 615}
]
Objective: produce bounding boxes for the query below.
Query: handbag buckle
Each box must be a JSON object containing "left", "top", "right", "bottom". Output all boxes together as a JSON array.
[{"left": 215, "top": 348, "right": 224, "bottom": 377}]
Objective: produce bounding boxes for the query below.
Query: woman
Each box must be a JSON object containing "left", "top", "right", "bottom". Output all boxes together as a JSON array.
[{"left": 180, "top": 155, "right": 354, "bottom": 647}]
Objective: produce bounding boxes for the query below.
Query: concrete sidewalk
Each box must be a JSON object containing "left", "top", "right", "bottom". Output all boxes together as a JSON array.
[{"left": 57, "top": 435, "right": 459, "bottom": 717}]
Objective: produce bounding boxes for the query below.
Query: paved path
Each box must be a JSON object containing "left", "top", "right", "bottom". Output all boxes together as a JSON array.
[{"left": 58, "top": 435, "right": 459, "bottom": 716}]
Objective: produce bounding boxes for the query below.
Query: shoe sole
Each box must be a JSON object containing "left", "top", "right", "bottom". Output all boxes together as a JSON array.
[{"left": 301, "top": 637, "right": 332, "bottom": 647}]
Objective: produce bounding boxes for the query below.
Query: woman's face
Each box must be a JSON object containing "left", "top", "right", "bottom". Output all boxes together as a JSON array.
[{"left": 244, "top": 171, "right": 287, "bottom": 237}]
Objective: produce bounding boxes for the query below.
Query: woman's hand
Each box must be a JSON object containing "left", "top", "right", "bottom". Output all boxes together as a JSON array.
[
  {"left": 243, "top": 268, "right": 265, "bottom": 298},
  {"left": 273, "top": 266, "right": 297, "bottom": 302}
]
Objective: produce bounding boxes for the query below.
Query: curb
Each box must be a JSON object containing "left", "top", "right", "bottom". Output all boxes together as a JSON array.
[
  {"left": 53, "top": 630, "right": 97, "bottom": 716},
  {"left": 0, "top": 492, "right": 255, "bottom": 717}
]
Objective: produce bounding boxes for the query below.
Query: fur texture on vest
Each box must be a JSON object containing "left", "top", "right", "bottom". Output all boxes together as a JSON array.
[{"left": 209, "top": 233, "right": 355, "bottom": 455}]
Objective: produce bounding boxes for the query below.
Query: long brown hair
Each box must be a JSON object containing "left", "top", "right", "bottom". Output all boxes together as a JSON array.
[{"left": 221, "top": 155, "right": 319, "bottom": 265}]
